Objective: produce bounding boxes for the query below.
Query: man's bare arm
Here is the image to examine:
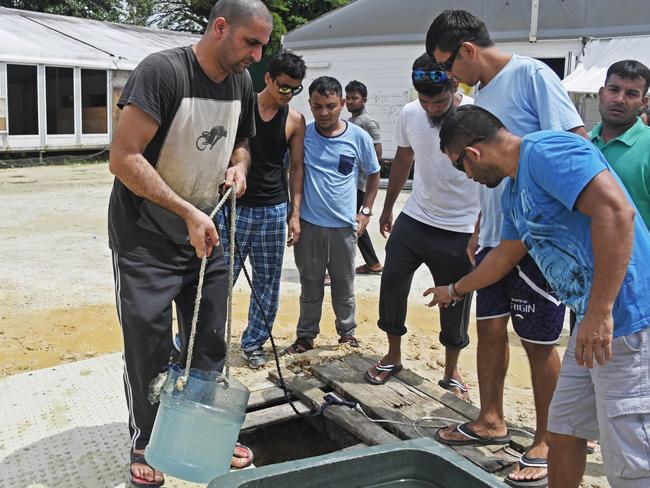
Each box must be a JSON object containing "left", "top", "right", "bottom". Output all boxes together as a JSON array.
[
  {"left": 569, "top": 125, "right": 589, "bottom": 139},
  {"left": 373, "top": 142, "right": 382, "bottom": 161},
  {"left": 574, "top": 170, "right": 635, "bottom": 367},
  {"left": 379, "top": 146, "right": 414, "bottom": 237},
  {"left": 109, "top": 104, "right": 220, "bottom": 258},
  {"left": 287, "top": 110, "right": 305, "bottom": 246},
  {"left": 224, "top": 138, "right": 250, "bottom": 198}
]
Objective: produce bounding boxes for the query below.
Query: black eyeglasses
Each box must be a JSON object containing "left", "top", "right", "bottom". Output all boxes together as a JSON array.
[
  {"left": 436, "top": 37, "right": 473, "bottom": 72},
  {"left": 452, "top": 136, "right": 484, "bottom": 172},
  {"left": 412, "top": 70, "right": 449, "bottom": 84},
  {"left": 274, "top": 79, "right": 303, "bottom": 96}
]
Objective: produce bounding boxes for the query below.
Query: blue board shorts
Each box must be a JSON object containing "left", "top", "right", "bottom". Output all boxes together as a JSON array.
[{"left": 475, "top": 247, "right": 565, "bottom": 343}]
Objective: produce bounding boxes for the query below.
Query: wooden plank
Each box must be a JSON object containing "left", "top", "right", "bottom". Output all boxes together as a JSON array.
[
  {"left": 247, "top": 385, "right": 289, "bottom": 411},
  {"left": 359, "top": 356, "right": 534, "bottom": 451},
  {"left": 241, "top": 401, "right": 310, "bottom": 432},
  {"left": 268, "top": 370, "right": 400, "bottom": 446},
  {"left": 310, "top": 359, "right": 443, "bottom": 439},
  {"left": 311, "top": 356, "right": 511, "bottom": 473}
]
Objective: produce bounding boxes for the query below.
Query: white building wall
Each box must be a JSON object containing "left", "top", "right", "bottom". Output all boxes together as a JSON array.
[{"left": 288, "top": 39, "right": 583, "bottom": 158}]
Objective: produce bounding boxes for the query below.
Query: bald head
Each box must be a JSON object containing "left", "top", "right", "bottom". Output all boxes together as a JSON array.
[{"left": 207, "top": 0, "right": 272, "bottom": 30}]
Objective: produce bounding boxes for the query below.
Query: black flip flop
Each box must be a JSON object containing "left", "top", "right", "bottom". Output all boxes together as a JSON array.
[
  {"left": 504, "top": 454, "right": 548, "bottom": 487},
  {"left": 434, "top": 422, "right": 511, "bottom": 446},
  {"left": 364, "top": 360, "right": 403, "bottom": 385},
  {"left": 129, "top": 451, "right": 164, "bottom": 487}
]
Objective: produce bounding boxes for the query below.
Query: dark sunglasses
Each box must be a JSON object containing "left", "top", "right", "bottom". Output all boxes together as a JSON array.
[
  {"left": 452, "top": 136, "right": 485, "bottom": 172},
  {"left": 274, "top": 79, "right": 303, "bottom": 96},
  {"left": 436, "top": 37, "right": 474, "bottom": 72},
  {"left": 412, "top": 70, "right": 449, "bottom": 84}
]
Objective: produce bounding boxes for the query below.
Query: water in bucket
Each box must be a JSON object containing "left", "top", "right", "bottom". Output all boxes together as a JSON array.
[{"left": 145, "top": 364, "right": 250, "bottom": 483}]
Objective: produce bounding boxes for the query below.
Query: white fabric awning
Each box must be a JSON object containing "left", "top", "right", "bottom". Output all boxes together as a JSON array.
[{"left": 563, "top": 36, "right": 650, "bottom": 93}]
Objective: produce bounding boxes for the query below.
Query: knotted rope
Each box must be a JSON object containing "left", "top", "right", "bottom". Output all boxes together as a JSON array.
[{"left": 176, "top": 184, "right": 237, "bottom": 391}]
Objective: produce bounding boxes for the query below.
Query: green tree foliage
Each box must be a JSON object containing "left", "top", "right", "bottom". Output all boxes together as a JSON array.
[
  {"left": 264, "top": 0, "right": 351, "bottom": 54},
  {"left": 150, "top": 0, "right": 351, "bottom": 54},
  {"left": 2, "top": 0, "right": 351, "bottom": 53},
  {"left": 0, "top": 0, "right": 154, "bottom": 25}
]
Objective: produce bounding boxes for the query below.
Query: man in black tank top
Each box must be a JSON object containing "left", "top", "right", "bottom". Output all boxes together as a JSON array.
[{"left": 217, "top": 51, "right": 306, "bottom": 368}]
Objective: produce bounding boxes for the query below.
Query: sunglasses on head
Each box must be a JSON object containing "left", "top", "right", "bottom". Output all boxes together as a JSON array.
[
  {"left": 436, "top": 37, "right": 474, "bottom": 72},
  {"left": 412, "top": 70, "right": 449, "bottom": 84},
  {"left": 274, "top": 79, "right": 303, "bottom": 96},
  {"left": 452, "top": 136, "right": 485, "bottom": 172}
]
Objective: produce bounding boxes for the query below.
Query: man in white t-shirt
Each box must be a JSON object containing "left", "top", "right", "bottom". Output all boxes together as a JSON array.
[
  {"left": 364, "top": 53, "right": 479, "bottom": 399},
  {"left": 427, "top": 10, "right": 587, "bottom": 488}
]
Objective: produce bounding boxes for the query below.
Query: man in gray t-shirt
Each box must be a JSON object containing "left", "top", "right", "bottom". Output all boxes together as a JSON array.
[
  {"left": 346, "top": 80, "right": 383, "bottom": 274},
  {"left": 108, "top": 2, "right": 272, "bottom": 485}
]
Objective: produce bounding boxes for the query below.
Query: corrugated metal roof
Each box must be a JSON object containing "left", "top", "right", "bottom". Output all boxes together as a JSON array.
[
  {"left": 284, "top": 0, "right": 650, "bottom": 50},
  {"left": 0, "top": 7, "right": 199, "bottom": 70}
]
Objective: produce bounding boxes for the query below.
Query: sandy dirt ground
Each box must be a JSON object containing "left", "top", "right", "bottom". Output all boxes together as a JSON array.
[{"left": 0, "top": 163, "right": 608, "bottom": 487}]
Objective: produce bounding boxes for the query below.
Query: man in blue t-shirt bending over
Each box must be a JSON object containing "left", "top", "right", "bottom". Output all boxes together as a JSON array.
[
  {"left": 427, "top": 105, "right": 650, "bottom": 488},
  {"left": 284, "top": 76, "right": 380, "bottom": 355}
]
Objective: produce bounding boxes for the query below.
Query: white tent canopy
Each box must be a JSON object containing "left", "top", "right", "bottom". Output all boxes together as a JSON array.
[
  {"left": 563, "top": 36, "right": 650, "bottom": 93},
  {"left": 0, "top": 7, "right": 199, "bottom": 70}
]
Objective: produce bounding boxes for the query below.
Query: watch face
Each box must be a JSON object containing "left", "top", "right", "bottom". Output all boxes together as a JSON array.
[{"left": 361, "top": 207, "right": 371, "bottom": 216}]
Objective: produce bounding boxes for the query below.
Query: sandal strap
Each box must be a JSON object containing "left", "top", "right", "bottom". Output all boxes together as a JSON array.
[
  {"left": 130, "top": 452, "right": 150, "bottom": 467},
  {"left": 375, "top": 361, "right": 398, "bottom": 371},
  {"left": 443, "top": 378, "right": 469, "bottom": 393},
  {"left": 519, "top": 454, "right": 548, "bottom": 468}
]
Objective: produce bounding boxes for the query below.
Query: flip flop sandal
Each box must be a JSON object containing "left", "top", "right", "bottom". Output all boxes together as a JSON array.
[
  {"left": 434, "top": 422, "right": 512, "bottom": 446},
  {"left": 504, "top": 454, "right": 548, "bottom": 487},
  {"left": 338, "top": 335, "right": 360, "bottom": 347},
  {"left": 231, "top": 442, "right": 254, "bottom": 469},
  {"left": 129, "top": 451, "right": 164, "bottom": 487},
  {"left": 438, "top": 378, "right": 469, "bottom": 395},
  {"left": 284, "top": 338, "right": 313, "bottom": 355},
  {"left": 356, "top": 264, "right": 383, "bottom": 275},
  {"left": 364, "top": 360, "right": 403, "bottom": 385},
  {"left": 586, "top": 441, "right": 598, "bottom": 454}
]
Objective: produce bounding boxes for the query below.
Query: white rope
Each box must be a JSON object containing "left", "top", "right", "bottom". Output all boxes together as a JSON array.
[{"left": 176, "top": 185, "right": 237, "bottom": 391}]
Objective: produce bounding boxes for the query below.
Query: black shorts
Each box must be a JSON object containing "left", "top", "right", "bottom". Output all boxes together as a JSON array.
[{"left": 475, "top": 247, "right": 565, "bottom": 344}]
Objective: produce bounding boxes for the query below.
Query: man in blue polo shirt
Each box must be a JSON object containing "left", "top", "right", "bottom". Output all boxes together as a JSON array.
[
  {"left": 284, "top": 76, "right": 380, "bottom": 355},
  {"left": 427, "top": 105, "right": 650, "bottom": 488}
]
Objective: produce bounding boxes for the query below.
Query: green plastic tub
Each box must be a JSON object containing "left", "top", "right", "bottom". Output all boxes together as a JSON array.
[{"left": 208, "top": 437, "right": 507, "bottom": 487}]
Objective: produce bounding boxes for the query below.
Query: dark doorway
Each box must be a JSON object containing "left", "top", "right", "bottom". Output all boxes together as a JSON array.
[
  {"left": 7, "top": 64, "right": 38, "bottom": 135},
  {"left": 536, "top": 58, "right": 566, "bottom": 79},
  {"left": 81, "top": 69, "right": 107, "bottom": 134},
  {"left": 46, "top": 67, "right": 74, "bottom": 135}
]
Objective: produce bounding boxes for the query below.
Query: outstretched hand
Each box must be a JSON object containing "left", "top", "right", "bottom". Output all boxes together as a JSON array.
[{"left": 423, "top": 285, "right": 453, "bottom": 308}]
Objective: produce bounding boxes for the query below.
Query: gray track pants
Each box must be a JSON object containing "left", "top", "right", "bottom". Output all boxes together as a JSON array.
[{"left": 293, "top": 219, "right": 357, "bottom": 341}]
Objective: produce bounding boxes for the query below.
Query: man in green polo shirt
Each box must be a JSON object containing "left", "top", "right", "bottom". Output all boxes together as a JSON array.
[{"left": 590, "top": 59, "right": 650, "bottom": 229}]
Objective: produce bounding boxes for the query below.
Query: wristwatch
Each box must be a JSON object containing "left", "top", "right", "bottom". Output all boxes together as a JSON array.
[{"left": 360, "top": 206, "right": 372, "bottom": 216}]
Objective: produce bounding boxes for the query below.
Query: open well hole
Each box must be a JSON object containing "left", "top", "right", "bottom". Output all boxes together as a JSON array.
[{"left": 238, "top": 414, "right": 361, "bottom": 466}]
